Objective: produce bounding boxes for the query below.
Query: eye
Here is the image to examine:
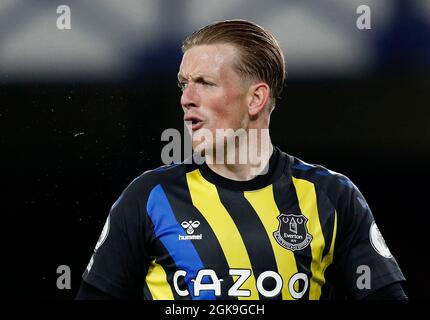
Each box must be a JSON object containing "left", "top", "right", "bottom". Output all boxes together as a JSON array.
[
  {"left": 198, "top": 80, "right": 214, "bottom": 86},
  {"left": 177, "top": 81, "right": 187, "bottom": 91}
]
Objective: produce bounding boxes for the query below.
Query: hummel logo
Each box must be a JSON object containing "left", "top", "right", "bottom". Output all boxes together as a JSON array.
[
  {"left": 181, "top": 220, "right": 200, "bottom": 235},
  {"left": 179, "top": 220, "right": 202, "bottom": 241}
]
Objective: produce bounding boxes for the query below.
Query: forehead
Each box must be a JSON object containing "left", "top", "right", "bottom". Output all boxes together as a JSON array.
[{"left": 179, "top": 43, "right": 239, "bottom": 79}]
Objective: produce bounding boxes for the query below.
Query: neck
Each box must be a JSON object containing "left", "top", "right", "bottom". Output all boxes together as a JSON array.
[{"left": 205, "top": 131, "right": 273, "bottom": 181}]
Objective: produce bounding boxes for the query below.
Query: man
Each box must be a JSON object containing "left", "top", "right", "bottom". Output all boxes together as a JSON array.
[{"left": 77, "top": 20, "right": 407, "bottom": 300}]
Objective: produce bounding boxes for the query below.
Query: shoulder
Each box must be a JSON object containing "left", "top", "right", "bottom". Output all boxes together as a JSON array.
[
  {"left": 283, "top": 151, "right": 362, "bottom": 208},
  {"left": 112, "top": 161, "right": 192, "bottom": 208},
  {"left": 281, "top": 151, "right": 372, "bottom": 235},
  {"left": 288, "top": 154, "right": 354, "bottom": 188},
  {"left": 130, "top": 162, "right": 188, "bottom": 189}
]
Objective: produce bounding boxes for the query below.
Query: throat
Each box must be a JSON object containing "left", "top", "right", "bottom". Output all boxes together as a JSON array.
[{"left": 205, "top": 144, "right": 274, "bottom": 181}]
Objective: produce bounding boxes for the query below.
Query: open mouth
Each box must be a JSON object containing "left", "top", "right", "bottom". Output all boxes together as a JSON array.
[
  {"left": 185, "top": 116, "right": 204, "bottom": 131},
  {"left": 191, "top": 120, "right": 203, "bottom": 131}
]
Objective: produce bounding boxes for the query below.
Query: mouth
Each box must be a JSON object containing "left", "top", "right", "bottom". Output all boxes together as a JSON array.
[{"left": 184, "top": 116, "right": 204, "bottom": 131}]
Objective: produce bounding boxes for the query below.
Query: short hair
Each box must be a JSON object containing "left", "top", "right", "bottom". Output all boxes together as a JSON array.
[{"left": 182, "top": 19, "right": 286, "bottom": 109}]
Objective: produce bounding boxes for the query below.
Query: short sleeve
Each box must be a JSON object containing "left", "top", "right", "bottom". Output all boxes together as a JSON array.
[
  {"left": 82, "top": 180, "right": 149, "bottom": 299},
  {"left": 334, "top": 181, "right": 406, "bottom": 299}
]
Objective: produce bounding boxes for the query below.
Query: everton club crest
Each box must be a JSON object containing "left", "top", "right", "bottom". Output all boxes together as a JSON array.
[{"left": 273, "top": 213, "right": 312, "bottom": 251}]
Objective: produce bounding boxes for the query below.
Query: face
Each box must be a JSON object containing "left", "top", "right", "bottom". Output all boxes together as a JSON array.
[{"left": 178, "top": 43, "right": 251, "bottom": 154}]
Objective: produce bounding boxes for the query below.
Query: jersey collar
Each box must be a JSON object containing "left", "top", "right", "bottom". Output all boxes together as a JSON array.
[{"left": 197, "top": 146, "right": 287, "bottom": 191}]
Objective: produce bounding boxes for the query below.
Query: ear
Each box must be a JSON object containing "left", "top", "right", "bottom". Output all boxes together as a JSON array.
[{"left": 247, "top": 82, "right": 270, "bottom": 116}]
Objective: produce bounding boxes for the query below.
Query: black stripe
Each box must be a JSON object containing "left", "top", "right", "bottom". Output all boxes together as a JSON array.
[
  {"left": 216, "top": 187, "right": 282, "bottom": 300},
  {"left": 272, "top": 174, "right": 313, "bottom": 300},
  {"left": 319, "top": 264, "right": 337, "bottom": 299},
  {"left": 315, "top": 186, "right": 336, "bottom": 262},
  {"left": 143, "top": 281, "right": 153, "bottom": 300},
  {"left": 163, "top": 174, "right": 238, "bottom": 300},
  {"left": 314, "top": 186, "right": 337, "bottom": 299},
  {"left": 149, "top": 238, "right": 191, "bottom": 300}
]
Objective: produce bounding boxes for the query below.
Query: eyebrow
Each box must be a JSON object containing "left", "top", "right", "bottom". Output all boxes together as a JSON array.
[{"left": 177, "top": 74, "right": 212, "bottom": 82}]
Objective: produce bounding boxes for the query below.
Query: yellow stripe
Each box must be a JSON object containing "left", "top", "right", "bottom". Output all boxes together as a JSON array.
[
  {"left": 186, "top": 169, "right": 258, "bottom": 300},
  {"left": 146, "top": 259, "right": 174, "bottom": 300},
  {"left": 244, "top": 185, "right": 298, "bottom": 300},
  {"left": 292, "top": 177, "right": 336, "bottom": 300}
]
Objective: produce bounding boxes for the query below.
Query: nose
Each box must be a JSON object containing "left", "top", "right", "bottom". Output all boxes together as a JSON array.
[{"left": 181, "top": 83, "right": 199, "bottom": 110}]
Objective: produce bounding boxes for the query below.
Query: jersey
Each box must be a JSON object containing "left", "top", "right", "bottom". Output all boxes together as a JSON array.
[{"left": 82, "top": 147, "right": 405, "bottom": 300}]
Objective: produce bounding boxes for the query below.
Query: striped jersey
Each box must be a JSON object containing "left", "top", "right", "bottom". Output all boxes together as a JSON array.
[{"left": 82, "top": 147, "right": 405, "bottom": 300}]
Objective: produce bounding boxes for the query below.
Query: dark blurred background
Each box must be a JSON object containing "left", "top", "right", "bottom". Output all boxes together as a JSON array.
[{"left": 1, "top": 0, "right": 429, "bottom": 299}]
